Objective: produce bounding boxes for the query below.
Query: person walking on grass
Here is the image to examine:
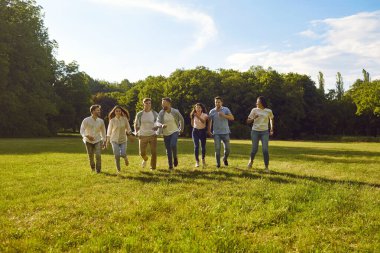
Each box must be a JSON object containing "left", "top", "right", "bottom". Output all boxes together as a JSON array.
[
  {"left": 156, "top": 97, "right": 184, "bottom": 171},
  {"left": 106, "top": 105, "right": 133, "bottom": 174},
  {"left": 246, "top": 96, "right": 274, "bottom": 173},
  {"left": 80, "top": 104, "right": 106, "bottom": 173},
  {"left": 134, "top": 98, "right": 159, "bottom": 171},
  {"left": 190, "top": 103, "right": 208, "bottom": 168},
  {"left": 208, "top": 96, "right": 234, "bottom": 168}
]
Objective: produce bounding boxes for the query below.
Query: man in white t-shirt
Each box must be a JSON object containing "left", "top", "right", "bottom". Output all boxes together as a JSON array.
[
  {"left": 134, "top": 98, "right": 159, "bottom": 170},
  {"left": 80, "top": 104, "right": 106, "bottom": 173},
  {"left": 156, "top": 97, "right": 184, "bottom": 170}
]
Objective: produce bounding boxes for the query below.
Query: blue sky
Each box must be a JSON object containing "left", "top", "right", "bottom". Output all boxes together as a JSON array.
[{"left": 37, "top": 0, "right": 380, "bottom": 89}]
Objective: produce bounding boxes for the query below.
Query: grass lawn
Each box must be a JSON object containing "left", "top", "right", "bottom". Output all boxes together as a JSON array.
[{"left": 0, "top": 137, "right": 379, "bottom": 252}]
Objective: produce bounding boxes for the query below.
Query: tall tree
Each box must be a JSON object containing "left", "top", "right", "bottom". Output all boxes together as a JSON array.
[
  {"left": 362, "top": 69, "right": 370, "bottom": 83},
  {"left": 318, "top": 71, "right": 325, "bottom": 94},
  {"left": 336, "top": 72, "right": 344, "bottom": 101}
]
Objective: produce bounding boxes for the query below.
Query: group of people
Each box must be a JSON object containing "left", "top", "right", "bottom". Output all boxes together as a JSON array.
[{"left": 79, "top": 96, "right": 274, "bottom": 174}]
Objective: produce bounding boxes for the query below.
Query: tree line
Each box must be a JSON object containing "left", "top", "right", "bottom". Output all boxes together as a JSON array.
[{"left": 1, "top": 0, "right": 379, "bottom": 138}]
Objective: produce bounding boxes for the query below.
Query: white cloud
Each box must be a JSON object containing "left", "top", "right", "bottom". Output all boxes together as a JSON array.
[
  {"left": 87, "top": 0, "right": 217, "bottom": 53},
  {"left": 226, "top": 10, "right": 380, "bottom": 89}
]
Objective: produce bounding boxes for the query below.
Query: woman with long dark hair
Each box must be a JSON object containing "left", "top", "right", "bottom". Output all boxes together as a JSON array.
[
  {"left": 246, "top": 96, "right": 274, "bottom": 172},
  {"left": 106, "top": 105, "right": 132, "bottom": 173},
  {"left": 190, "top": 103, "right": 208, "bottom": 167}
]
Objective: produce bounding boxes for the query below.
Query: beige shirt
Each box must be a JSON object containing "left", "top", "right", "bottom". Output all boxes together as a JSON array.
[
  {"left": 107, "top": 116, "right": 131, "bottom": 144},
  {"left": 80, "top": 116, "right": 106, "bottom": 144}
]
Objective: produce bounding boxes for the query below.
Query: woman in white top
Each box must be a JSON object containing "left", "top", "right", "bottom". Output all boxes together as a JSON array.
[
  {"left": 106, "top": 105, "right": 132, "bottom": 173},
  {"left": 190, "top": 103, "right": 208, "bottom": 168},
  {"left": 246, "top": 96, "right": 274, "bottom": 172}
]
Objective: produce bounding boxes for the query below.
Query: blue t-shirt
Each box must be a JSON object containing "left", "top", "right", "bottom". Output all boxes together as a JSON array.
[{"left": 209, "top": 106, "right": 232, "bottom": 134}]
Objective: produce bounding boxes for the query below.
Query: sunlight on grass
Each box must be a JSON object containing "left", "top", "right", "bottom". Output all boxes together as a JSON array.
[{"left": 0, "top": 137, "right": 379, "bottom": 251}]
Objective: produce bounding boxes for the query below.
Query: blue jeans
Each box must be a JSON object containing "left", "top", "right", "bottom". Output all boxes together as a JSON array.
[
  {"left": 250, "top": 130, "right": 269, "bottom": 166},
  {"left": 111, "top": 142, "right": 127, "bottom": 171},
  {"left": 163, "top": 132, "right": 179, "bottom": 168},
  {"left": 192, "top": 128, "right": 207, "bottom": 162},
  {"left": 213, "top": 134, "right": 230, "bottom": 166}
]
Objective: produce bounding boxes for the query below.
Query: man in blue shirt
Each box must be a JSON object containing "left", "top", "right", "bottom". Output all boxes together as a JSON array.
[{"left": 207, "top": 96, "right": 235, "bottom": 168}]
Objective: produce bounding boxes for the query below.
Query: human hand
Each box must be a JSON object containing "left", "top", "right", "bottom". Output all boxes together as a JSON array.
[
  {"left": 87, "top": 135, "right": 95, "bottom": 141},
  {"left": 162, "top": 124, "right": 167, "bottom": 129}
]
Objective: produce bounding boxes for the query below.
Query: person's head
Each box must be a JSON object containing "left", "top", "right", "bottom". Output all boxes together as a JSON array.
[
  {"left": 90, "top": 105, "right": 101, "bottom": 117},
  {"left": 256, "top": 96, "right": 267, "bottom": 109},
  {"left": 143, "top": 98, "right": 152, "bottom": 111},
  {"left": 191, "top": 103, "right": 207, "bottom": 118},
  {"left": 108, "top": 105, "right": 130, "bottom": 120},
  {"left": 214, "top": 96, "right": 223, "bottom": 109},
  {"left": 162, "top": 97, "right": 172, "bottom": 111}
]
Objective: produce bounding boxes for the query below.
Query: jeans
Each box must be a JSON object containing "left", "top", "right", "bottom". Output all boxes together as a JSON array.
[
  {"left": 192, "top": 128, "right": 207, "bottom": 162},
  {"left": 250, "top": 130, "right": 269, "bottom": 166},
  {"left": 139, "top": 135, "right": 157, "bottom": 169},
  {"left": 163, "top": 131, "right": 179, "bottom": 168},
  {"left": 213, "top": 134, "right": 230, "bottom": 166},
  {"left": 85, "top": 141, "right": 102, "bottom": 172},
  {"left": 111, "top": 142, "right": 127, "bottom": 171}
]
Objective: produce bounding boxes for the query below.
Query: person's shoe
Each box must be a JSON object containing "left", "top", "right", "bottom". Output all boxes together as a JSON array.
[
  {"left": 169, "top": 166, "right": 174, "bottom": 171},
  {"left": 174, "top": 158, "right": 178, "bottom": 167},
  {"left": 247, "top": 160, "right": 253, "bottom": 169},
  {"left": 216, "top": 164, "right": 221, "bottom": 169},
  {"left": 124, "top": 157, "right": 129, "bottom": 166},
  {"left": 202, "top": 159, "right": 206, "bottom": 168},
  {"left": 195, "top": 161, "right": 200, "bottom": 167},
  {"left": 116, "top": 169, "right": 121, "bottom": 175},
  {"left": 264, "top": 167, "right": 271, "bottom": 173},
  {"left": 223, "top": 159, "right": 228, "bottom": 166},
  {"left": 150, "top": 167, "right": 156, "bottom": 171},
  {"left": 141, "top": 159, "right": 147, "bottom": 168}
]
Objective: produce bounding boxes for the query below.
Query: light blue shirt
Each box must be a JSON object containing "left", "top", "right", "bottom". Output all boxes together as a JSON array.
[{"left": 209, "top": 106, "right": 232, "bottom": 134}]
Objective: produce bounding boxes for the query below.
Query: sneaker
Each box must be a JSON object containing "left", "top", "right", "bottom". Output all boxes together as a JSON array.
[
  {"left": 216, "top": 164, "right": 221, "bottom": 169},
  {"left": 174, "top": 158, "right": 178, "bottom": 167},
  {"left": 150, "top": 167, "right": 156, "bottom": 171},
  {"left": 169, "top": 166, "right": 174, "bottom": 171},
  {"left": 195, "top": 161, "right": 199, "bottom": 167},
  {"left": 124, "top": 157, "right": 129, "bottom": 166},
  {"left": 247, "top": 160, "right": 253, "bottom": 169},
  {"left": 141, "top": 159, "right": 147, "bottom": 168},
  {"left": 202, "top": 159, "right": 206, "bottom": 168},
  {"left": 264, "top": 167, "right": 271, "bottom": 173},
  {"left": 223, "top": 159, "right": 228, "bottom": 166}
]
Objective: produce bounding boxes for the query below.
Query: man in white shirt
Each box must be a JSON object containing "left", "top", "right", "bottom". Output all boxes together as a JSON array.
[
  {"left": 134, "top": 98, "right": 158, "bottom": 170},
  {"left": 156, "top": 97, "right": 184, "bottom": 170},
  {"left": 80, "top": 104, "right": 106, "bottom": 173}
]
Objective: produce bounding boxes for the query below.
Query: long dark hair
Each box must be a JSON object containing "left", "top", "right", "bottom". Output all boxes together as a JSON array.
[
  {"left": 258, "top": 96, "right": 268, "bottom": 108},
  {"left": 190, "top": 103, "right": 207, "bottom": 119},
  {"left": 108, "top": 105, "right": 130, "bottom": 120}
]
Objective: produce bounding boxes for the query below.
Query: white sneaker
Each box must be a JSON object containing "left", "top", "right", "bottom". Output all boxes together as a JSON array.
[
  {"left": 247, "top": 160, "right": 253, "bottom": 169},
  {"left": 195, "top": 161, "right": 200, "bottom": 167},
  {"left": 141, "top": 160, "right": 147, "bottom": 168},
  {"left": 202, "top": 159, "right": 206, "bottom": 168}
]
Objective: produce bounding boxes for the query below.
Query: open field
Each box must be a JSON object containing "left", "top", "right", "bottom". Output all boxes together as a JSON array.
[{"left": 0, "top": 137, "right": 379, "bottom": 252}]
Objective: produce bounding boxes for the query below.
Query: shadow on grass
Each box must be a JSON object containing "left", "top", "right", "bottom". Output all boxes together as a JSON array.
[{"left": 100, "top": 167, "right": 380, "bottom": 189}]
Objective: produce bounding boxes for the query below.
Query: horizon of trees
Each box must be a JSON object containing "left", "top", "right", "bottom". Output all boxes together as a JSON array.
[{"left": 1, "top": 0, "right": 379, "bottom": 139}]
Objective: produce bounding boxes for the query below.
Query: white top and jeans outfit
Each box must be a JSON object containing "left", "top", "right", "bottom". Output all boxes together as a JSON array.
[
  {"left": 248, "top": 108, "right": 274, "bottom": 167},
  {"left": 192, "top": 113, "right": 208, "bottom": 163},
  {"left": 107, "top": 116, "right": 132, "bottom": 172}
]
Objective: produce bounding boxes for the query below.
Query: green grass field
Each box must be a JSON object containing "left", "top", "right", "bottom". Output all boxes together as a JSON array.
[{"left": 0, "top": 137, "right": 379, "bottom": 252}]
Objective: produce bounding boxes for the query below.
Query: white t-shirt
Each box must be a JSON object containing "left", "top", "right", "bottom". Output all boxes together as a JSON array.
[
  {"left": 163, "top": 112, "right": 179, "bottom": 136},
  {"left": 139, "top": 111, "right": 156, "bottom": 136},
  {"left": 248, "top": 108, "right": 274, "bottom": 131}
]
